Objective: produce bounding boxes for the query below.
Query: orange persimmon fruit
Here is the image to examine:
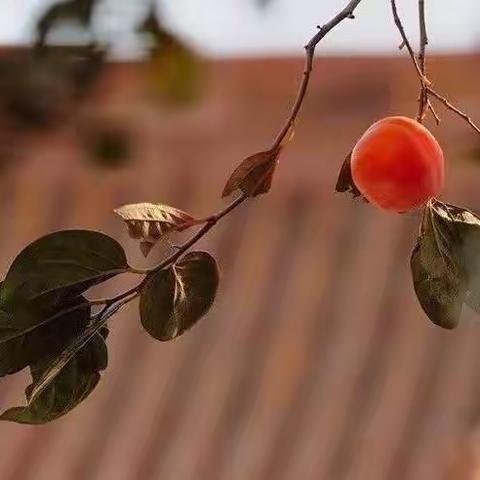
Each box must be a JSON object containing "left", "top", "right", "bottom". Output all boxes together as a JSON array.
[{"left": 351, "top": 116, "right": 444, "bottom": 212}]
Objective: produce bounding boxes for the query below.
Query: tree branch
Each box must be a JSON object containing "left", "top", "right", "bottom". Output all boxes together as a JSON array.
[
  {"left": 272, "top": 0, "right": 363, "bottom": 149},
  {"left": 390, "top": 0, "right": 480, "bottom": 134},
  {"left": 417, "top": 0, "right": 428, "bottom": 122},
  {"left": 24, "top": 0, "right": 366, "bottom": 403},
  {"left": 390, "top": 0, "right": 427, "bottom": 85},
  {"left": 426, "top": 87, "right": 480, "bottom": 136}
]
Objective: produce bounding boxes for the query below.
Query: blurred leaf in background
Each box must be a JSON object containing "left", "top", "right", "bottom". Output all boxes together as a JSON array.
[
  {"left": 82, "top": 116, "right": 133, "bottom": 170},
  {"left": 140, "top": 8, "right": 204, "bottom": 106},
  {"left": 0, "top": 45, "right": 105, "bottom": 130}
]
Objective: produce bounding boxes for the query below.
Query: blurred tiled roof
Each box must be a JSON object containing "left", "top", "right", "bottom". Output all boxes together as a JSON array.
[{"left": 0, "top": 55, "right": 480, "bottom": 479}]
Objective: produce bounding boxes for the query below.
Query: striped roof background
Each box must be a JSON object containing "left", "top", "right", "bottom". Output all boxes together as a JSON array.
[{"left": 0, "top": 55, "right": 479, "bottom": 479}]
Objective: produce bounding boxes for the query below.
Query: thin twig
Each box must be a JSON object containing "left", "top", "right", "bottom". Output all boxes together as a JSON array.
[
  {"left": 272, "top": 0, "right": 363, "bottom": 149},
  {"left": 427, "top": 87, "right": 480, "bottom": 135},
  {"left": 427, "top": 100, "right": 441, "bottom": 125},
  {"left": 390, "top": 0, "right": 427, "bottom": 86},
  {"left": 143, "top": 0, "right": 364, "bottom": 273},
  {"left": 89, "top": 0, "right": 365, "bottom": 317},
  {"left": 417, "top": 0, "right": 428, "bottom": 122},
  {"left": 85, "top": 192, "right": 248, "bottom": 313},
  {"left": 114, "top": 0, "right": 364, "bottom": 291},
  {"left": 391, "top": 0, "right": 480, "bottom": 135}
]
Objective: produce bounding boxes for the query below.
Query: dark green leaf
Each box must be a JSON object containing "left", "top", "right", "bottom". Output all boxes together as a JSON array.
[
  {"left": 222, "top": 148, "right": 281, "bottom": 198},
  {"left": 140, "top": 251, "right": 219, "bottom": 341},
  {"left": 410, "top": 199, "right": 480, "bottom": 329},
  {"left": 0, "top": 330, "right": 108, "bottom": 424},
  {"left": 335, "top": 151, "right": 367, "bottom": 201},
  {"left": 1, "top": 230, "right": 128, "bottom": 307},
  {"left": 0, "top": 297, "right": 90, "bottom": 377},
  {"left": 432, "top": 202, "right": 480, "bottom": 314},
  {"left": 26, "top": 300, "right": 120, "bottom": 405}
]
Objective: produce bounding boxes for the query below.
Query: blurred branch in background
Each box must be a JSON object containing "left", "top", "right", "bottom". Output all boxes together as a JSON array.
[
  {"left": 0, "top": 0, "right": 203, "bottom": 172},
  {"left": 35, "top": 0, "right": 98, "bottom": 49}
]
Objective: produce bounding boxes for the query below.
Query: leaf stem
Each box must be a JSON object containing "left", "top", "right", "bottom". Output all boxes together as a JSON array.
[
  {"left": 147, "top": 193, "right": 248, "bottom": 276},
  {"left": 127, "top": 266, "right": 150, "bottom": 275}
]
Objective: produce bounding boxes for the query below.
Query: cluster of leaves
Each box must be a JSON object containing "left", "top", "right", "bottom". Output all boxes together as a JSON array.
[
  {"left": 0, "top": 0, "right": 290, "bottom": 424},
  {"left": 0, "top": 138, "right": 286, "bottom": 424},
  {"left": 336, "top": 155, "right": 480, "bottom": 330},
  {"left": 0, "top": 230, "right": 125, "bottom": 423},
  {"left": 0, "top": 226, "right": 218, "bottom": 423}
]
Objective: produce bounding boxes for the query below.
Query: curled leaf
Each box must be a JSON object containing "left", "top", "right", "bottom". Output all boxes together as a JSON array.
[
  {"left": 335, "top": 151, "right": 368, "bottom": 202},
  {"left": 114, "top": 203, "right": 198, "bottom": 257},
  {"left": 140, "top": 251, "right": 219, "bottom": 341},
  {"left": 411, "top": 199, "right": 480, "bottom": 329},
  {"left": 222, "top": 147, "right": 281, "bottom": 198}
]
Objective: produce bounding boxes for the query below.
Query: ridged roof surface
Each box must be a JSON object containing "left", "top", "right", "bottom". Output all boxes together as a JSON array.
[{"left": 0, "top": 55, "right": 479, "bottom": 479}]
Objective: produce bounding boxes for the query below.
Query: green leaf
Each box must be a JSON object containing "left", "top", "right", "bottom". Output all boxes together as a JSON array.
[
  {"left": 140, "top": 251, "right": 219, "bottom": 341},
  {"left": 0, "top": 297, "right": 90, "bottom": 377},
  {"left": 222, "top": 147, "right": 281, "bottom": 198},
  {"left": 410, "top": 199, "right": 480, "bottom": 329},
  {"left": 25, "top": 299, "right": 122, "bottom": 406},
  {"left": 0, "top": 331, "right": 108, "bottom": 424},
  {"left": 1, "top": 230, "right": 128, "bottom": 307},
  {"left": 432, "top": 202, "right": 480, "bottom": 314}
]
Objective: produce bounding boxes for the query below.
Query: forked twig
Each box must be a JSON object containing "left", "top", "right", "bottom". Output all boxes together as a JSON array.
[{"left": 390, "top": 0, "right": 480, "bottom": 134}]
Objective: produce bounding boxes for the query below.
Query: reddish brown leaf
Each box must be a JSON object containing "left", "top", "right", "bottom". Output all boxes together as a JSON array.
[
  {"left": 335, "top": 151, "right": 368, "bottom": 202},
  {"left": 222, "top": 147, "right": 281, "bottom": 198}
]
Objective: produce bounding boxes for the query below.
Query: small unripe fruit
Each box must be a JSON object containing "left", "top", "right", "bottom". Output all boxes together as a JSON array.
[{"left": 351, "top": 116, "right": 444, "bottom": 212}]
